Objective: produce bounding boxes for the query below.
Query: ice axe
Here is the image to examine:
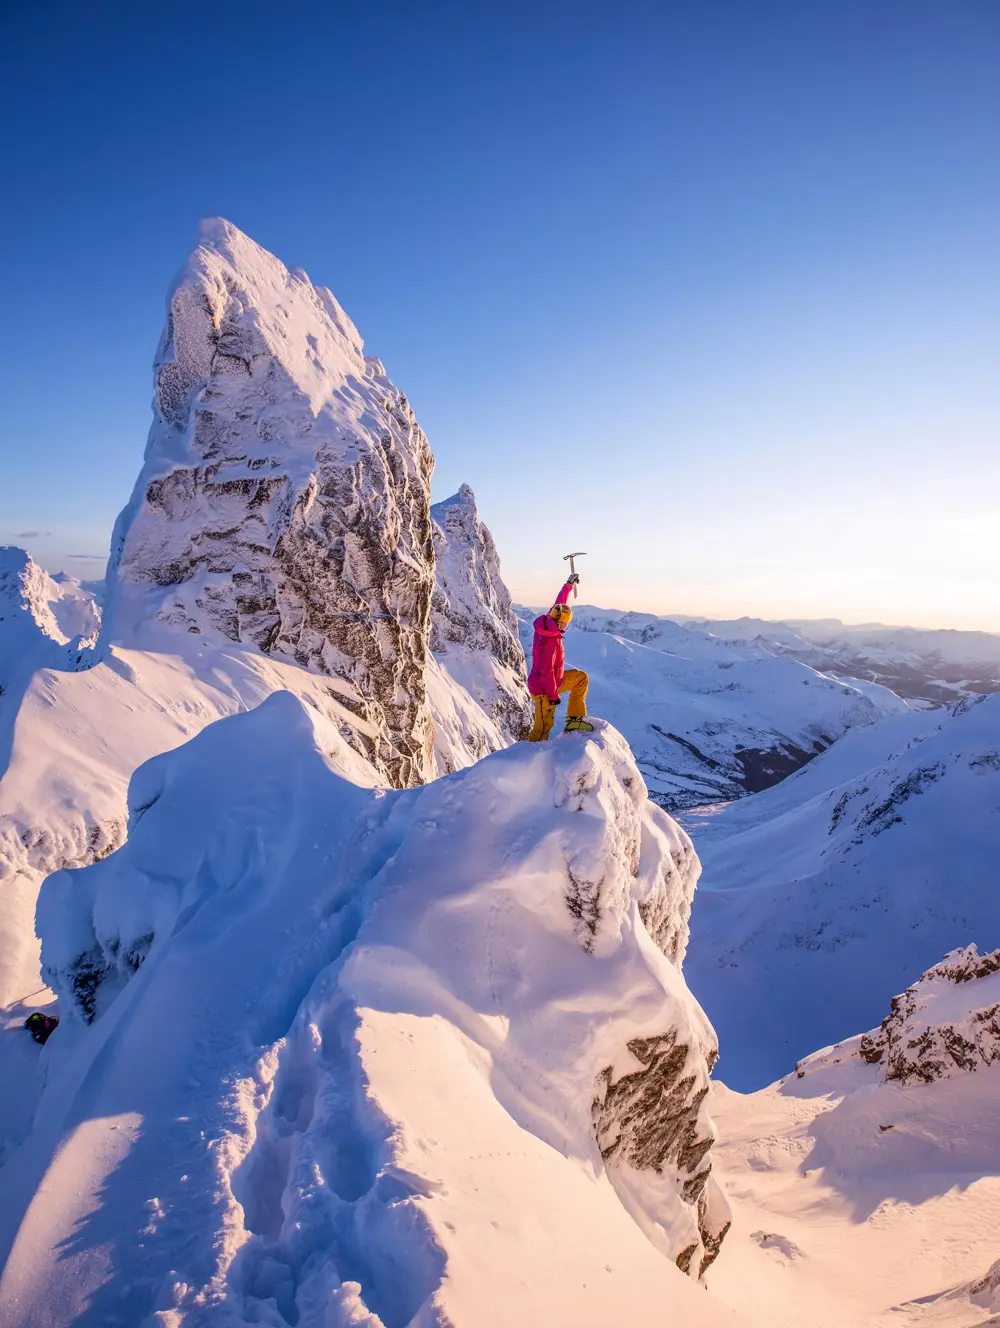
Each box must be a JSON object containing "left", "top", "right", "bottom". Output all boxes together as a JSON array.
[{"left": 563, "top": 551, "right": 587, "bottom": 598}]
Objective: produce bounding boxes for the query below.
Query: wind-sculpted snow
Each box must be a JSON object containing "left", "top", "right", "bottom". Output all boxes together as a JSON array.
[
  {"left": 0, "top": 697, "right": 735, "bottom": 1325},
  {"left": 430, "top": 485, "right": 529, "bottom": 753},
  {"left": 105, "top": 218, "right": 436, "bottom": 788},
  {"left": 686, "top": 693, "right": 1000, "bottom": 1089},
  {"left": 518, "top": 604, "right": 889, "bottom": 810}
]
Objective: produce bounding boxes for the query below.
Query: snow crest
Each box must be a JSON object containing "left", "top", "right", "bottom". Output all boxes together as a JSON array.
[
  {"left": 3, "top": 700, "right": 729, "bottom": 1324},
  {"left": 105, "top": 218, "right": 437, "bottom": 788}
]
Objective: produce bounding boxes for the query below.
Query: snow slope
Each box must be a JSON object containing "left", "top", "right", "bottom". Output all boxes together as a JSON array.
[
  {"left": 0, "top": 552, "right": 104, "bottom": 1005},
  {"left": 706, "top": 952, "right": 1000, "bottom": 1327},
  {"left": 516, "top": 603, "right": 895, "bottom": 810},
  {"left": 0, "top": 698, "right": 740, "bottom": 1327},
  {"left": 685, "top": 693, "right": 1000, "bottom": 1088}
]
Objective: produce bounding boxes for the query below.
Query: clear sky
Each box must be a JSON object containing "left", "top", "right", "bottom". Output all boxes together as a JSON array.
[{"left": 2, "top": 1, "right": 999, "bottom": 629}]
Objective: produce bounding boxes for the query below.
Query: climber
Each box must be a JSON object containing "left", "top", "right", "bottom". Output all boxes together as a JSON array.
[{"left": 527, "top": 574, "right": 594, "bottom": 741}]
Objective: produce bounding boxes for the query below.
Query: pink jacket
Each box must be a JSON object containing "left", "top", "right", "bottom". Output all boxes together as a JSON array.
[{"left": 527, "top": 582, "right": 574, "bottom": 699}]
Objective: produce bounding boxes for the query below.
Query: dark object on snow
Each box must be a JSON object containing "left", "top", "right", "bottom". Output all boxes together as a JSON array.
[{"left": 24, "top": 1012, "right": 59, "bottom": 1045}]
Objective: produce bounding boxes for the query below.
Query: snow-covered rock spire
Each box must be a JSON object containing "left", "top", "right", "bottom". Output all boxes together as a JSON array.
[
  {"left": 103, "top": 218, "right": 437, "bottom": 788},
  {"left": 430, "top": 484, "right": 530, "bottom": 742},
  {"left": 0, "top": 548, "right": 100, "bottom": 662}
]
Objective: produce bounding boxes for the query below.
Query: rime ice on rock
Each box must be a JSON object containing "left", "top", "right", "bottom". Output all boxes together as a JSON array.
[
  {"left": 855, "top": 945, "right": 1000, "bottom": 1084},
  {"left": 104, "top": 219, "right": 436, "bottom": 788},
  {"left": 430, "top": 484, "right": 529, "bottom": 744}
]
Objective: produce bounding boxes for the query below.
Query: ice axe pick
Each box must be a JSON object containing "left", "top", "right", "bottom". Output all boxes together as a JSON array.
[{"left": 563, "top": 551, "right": 587, "bottom": 598}]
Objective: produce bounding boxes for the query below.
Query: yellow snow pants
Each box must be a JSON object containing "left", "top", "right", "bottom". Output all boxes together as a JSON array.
[{"left": 527, "top": 669, "right": 589, "bottom": 742}]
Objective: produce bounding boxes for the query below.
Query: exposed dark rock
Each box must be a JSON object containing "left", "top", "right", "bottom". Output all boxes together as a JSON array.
[
  {"left": 857, "top": 945, "right": 1000, "bottom": 1083},
  {"left": 593, "top": 1029, "right": 730, "bottom": 1277}
]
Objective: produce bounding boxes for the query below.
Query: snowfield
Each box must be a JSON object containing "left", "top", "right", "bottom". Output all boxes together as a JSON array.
[
  {"left": 0, "top": 699, "right": 738, "bottom": 1327},
  {"left": 708, "top": 951, "right": 1000, "bottom": 1327}
]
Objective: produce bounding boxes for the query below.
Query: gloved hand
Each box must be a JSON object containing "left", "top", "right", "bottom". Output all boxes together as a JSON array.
[
  {"left": 550, "top": 695, "right": 562, "bottom": 706},
  {"left": 567, "top": 573, "right": 580, "bottom": 586}
]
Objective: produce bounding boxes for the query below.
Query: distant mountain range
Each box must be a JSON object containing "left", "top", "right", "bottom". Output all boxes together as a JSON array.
[{"left": 680, "top": 614, "right": 1000, "bottom": 704}]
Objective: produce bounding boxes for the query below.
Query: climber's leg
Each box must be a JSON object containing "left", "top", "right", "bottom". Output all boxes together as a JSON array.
[
  {"left": 528, "top": 695, "right": 557, "bottom": 742},
  {"left": 559, "top": 669, "right": 590, "bottom": 719}
]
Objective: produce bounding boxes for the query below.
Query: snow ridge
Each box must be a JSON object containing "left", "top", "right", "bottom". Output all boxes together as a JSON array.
[{"left": 0, "top": 700, "right": 732, "bottom": 1324}]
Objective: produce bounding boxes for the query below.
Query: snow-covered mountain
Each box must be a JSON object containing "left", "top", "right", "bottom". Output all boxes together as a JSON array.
[
  {"left": 106, "top": 217, "right": 442, "bottom": 789},
  {"left": 516, "top": 603, "right": 903, "bottom": 810},
  {"left": 0, "top": 699, "right": 739, "bottom": 1326},
  {"left": 0, "top": 223, "right": 524, "bottom": 1008},
  {"left": 6, "top": 214, "right": 1000, "bottom": 1326},
  {"left": 684, "top": 615, "right": 1000, "bottom": 705},
  {"left": 0, "top": 223, "right": 742, "bottom": 1323},
  {"left": 0, "top": 547, "right": 100, "bottom": 772},
  {"left": 684, "top": 692, "right": 1000, "bottom": 1088}
]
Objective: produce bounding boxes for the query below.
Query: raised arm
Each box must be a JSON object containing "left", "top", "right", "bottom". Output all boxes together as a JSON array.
[{"left": 553, "top": 575, "right": 578, "bottom": 607}]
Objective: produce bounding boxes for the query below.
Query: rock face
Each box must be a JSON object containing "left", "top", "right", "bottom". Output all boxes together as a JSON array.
[
  {"left": 104, "top": 219, "right": 436, "bottom": 788},
  {"left": 593, "top": 1031, "right": 731, "bottom": 1276},
  {"left": 430, "top": 484, "right": 529, "bottom": 744},
  {"left": 857, "top": 945, "right": 1000, "bottom": 1084}
]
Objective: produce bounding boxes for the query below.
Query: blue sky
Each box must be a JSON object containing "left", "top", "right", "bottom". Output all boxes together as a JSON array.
[{"left": 2, "top": 1, "right": 999, "bottom": 627}]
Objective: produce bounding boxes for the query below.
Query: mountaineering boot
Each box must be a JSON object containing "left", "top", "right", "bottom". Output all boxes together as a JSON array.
[{"left": 564, "top": 716, "right": 595, "bottom": 734}]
